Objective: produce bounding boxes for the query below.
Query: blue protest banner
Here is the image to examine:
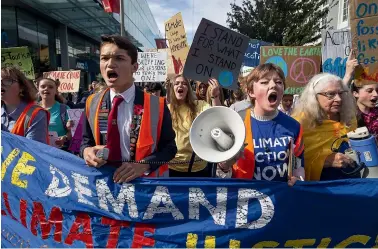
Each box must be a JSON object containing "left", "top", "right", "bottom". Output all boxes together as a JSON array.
[
  {"left": 243, "top": 40, "right": 273, "bottom": 67},
  {"left": 1, "top": 131, "right": 378, "bottom": 248}
]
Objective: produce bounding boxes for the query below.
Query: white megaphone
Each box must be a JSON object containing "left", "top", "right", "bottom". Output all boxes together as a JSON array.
[{"left": 190, "top": 106, "right": 246, "bottom": 163}]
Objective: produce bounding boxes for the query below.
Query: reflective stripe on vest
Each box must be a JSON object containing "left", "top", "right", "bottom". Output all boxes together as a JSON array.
[
  {"left": 232, "top": 108, "right": 255, "bottom": 179},
  {"left": 11, "top": 103, "right": 49, "bottom": 143},
  {"left": 86, "top": 88, "right": 168, "bottom": 177}
]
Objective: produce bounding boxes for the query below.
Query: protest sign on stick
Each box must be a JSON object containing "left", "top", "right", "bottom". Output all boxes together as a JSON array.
[
  {"left": 183, "top": 18, "right": 249, "bottom": 90},
  {"left": 321, "top": 29, "right": 352, "bottom": 78},
  {"left": 1, "top": 47, "right": 35, "bottom": 79},
  {"left": 165, "top": 12, "right": 190, "bottom": 74},
  {"left": 243, "top": 40, "right": 273, "bottom": 67},
  {"left": 260, "top": 46, "right": 321, "bottom": 94},
  {"left": 134, "top": 52, "right": 167, "bottom": 82},
  {"left": 43, "top": 70, "right": 81, "bottom": 93},
  {"left": 349, "top": 0, "right": 378, "bottom": 86}
]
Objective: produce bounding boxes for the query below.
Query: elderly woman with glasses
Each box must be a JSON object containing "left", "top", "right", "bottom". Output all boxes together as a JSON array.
[
  {"left": 1, "top": 67, "right": 49, "bottom": 144},
  {"left": 292, "top": 73, "right": 358, "bottom": 181}
]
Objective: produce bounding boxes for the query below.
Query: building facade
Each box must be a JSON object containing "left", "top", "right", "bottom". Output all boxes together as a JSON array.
[
  {"left": 1, "top": 0, "right": 161, "bottom": 90},
  {"left": 324, "top": 0, "right": 350, "bottom": 30}
]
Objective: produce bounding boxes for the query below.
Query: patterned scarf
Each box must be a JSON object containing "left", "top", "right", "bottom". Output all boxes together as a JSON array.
[{"left": 361, "top": 107, "right": 378, "bottom": 137}]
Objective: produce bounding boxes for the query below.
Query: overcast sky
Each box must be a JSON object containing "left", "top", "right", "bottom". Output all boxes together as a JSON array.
[{"left": 147, "top": 0, "right": 244, "bottom": 44}]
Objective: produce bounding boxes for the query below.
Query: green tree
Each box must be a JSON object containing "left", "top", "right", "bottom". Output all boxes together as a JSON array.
[{"left": 227, "top": 0, "right": 337, "bottom": 46}]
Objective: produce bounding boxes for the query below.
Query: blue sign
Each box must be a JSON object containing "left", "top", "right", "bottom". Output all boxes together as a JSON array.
[
  {"left": 1, "top": 132, "right": 378, "bottom": 248},
  {"left": 243, "top": 40, "right": 273, "bottom": 67}
]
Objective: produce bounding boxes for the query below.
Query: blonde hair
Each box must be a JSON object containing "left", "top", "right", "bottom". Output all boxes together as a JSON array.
[
  {"left": 94, "top": 82, "right": 107, "bottom": 93},
  {"left": 292, "top": 73, "right": 356, "bottom": 128},
  {"left": 168, "top": 74, "right": 197, "bottom": 131}
]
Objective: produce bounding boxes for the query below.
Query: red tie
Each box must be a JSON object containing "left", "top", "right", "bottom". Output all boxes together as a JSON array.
[{"left": 106, "top": 95, "right": 124, "bottom": 162}]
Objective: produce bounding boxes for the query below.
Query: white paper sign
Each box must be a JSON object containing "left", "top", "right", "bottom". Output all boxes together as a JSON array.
[
  {"left": 241, "top": 66, "right": 254, "bottom": 77},
  {"left": 67, "top": 109, "right": 84, "bottom": 136},
  {"left": 134, "top": 52, "right": 167, "bottom": 82},
  {"left": 48, "top": 131, "right": 59, "bottom": 148},
  {"left": 321, "top": 28, "right": 351, "bottom": 78}
]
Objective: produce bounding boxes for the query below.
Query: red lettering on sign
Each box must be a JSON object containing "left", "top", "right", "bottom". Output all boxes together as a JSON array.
[
  {"left": 131, "top": 223, "right": 156, "bottom": 248},
  {"left": 60, "top": 83, "right": 74, "bottom": 91},
  {"left": 20, "top": 199, "right": 27, "bottom": 228},
  {"left": 65, "top": 212, "right": 94, "bottom": 248},
  {"left": 2, "top": 192, "right": 17, "bottom": 220},
  {"left": 30, "top": 202, "right": 63, "bottom": 242},
  {"left": 101, "top": 217, "right": 130, "bottom": 248}
]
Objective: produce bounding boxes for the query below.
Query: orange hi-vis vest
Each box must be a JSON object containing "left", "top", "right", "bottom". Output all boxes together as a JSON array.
[
  {"left": 11, "top": 102, "right": 50, "bottom": 143},
  {"left": 86, "top": 88, "right": 168, "bottom": 177},
  {"left": 232, "top": 108, "right": 304, "bottom": 179}
]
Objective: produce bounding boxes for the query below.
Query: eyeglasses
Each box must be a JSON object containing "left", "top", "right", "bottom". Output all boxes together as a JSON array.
[
  {"left": 1, "top": 79, "right": 17, "bottom": 86},
  {"left": 317, "top": 91, "right": 348, "bottom": 100}
]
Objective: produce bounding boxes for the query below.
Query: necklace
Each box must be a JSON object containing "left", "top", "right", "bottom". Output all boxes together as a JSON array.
[{"left": 251, "top": 109, "right": 279, "bottom": 154}]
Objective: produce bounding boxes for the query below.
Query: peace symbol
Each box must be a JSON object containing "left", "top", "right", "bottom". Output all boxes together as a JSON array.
[{"left": 289, "top": 58, "right": 318, "bottom": 84}]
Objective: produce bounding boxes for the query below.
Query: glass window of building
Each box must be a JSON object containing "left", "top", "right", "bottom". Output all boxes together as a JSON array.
[{"left": 1, "top": 7, "right": 18, "bottom": 48}]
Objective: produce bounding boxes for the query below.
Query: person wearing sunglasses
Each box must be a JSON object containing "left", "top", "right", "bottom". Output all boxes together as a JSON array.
[
  {"left": 293, "top": 73, "right": 358, "bottom": 181},
  {"left": 1, "top": 67, "right": 49, "bottom": 144}
]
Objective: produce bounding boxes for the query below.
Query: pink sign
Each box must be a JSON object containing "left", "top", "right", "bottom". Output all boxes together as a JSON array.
[{"left": 68, "top": 113, "right": 84, "bottom": 153}]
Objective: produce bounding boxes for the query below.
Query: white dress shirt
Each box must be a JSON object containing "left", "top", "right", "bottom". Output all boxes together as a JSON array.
[{"left": 109, "top": 84, "right": 136, "bottom": 161}]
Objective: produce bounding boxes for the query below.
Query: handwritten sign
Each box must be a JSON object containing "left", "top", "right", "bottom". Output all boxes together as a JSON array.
[
  {"left": 68, "top": 113, "right": 84, "bottom": 153},
  {"left": 241, "top": 66, "right": 254, "bottom": 77},
  {"left": 321, "top": 29, "right": 352, "bottom": 78},
  {"left": 350, "top": 0, "right": 378, "bottom": 85},
  {"left": 243, "top": 40, "right": 273, "bottom": 67},
  {"left": 158, "top": 48, "right": 176, "bottom": 79},
  {"left": 43, "top": 70, "right": 81, "bottom": 93},
  {"left": 134, "top": 52, "right": 167, "bottom": 82},
  {"left": 183, "top": 18, "right": 249, "bottom": 90},
  {"left": 1, "top": 47, "right": 35, "bottom": 79},
  {"left": 260, "top": 46, "right": 322, "bottom": 94},
  {"left": 165, "top": 12, "right": 190, "bottom": 74},
  {"left": 67, "top": 109, "right": 83, "bottom": 137}
]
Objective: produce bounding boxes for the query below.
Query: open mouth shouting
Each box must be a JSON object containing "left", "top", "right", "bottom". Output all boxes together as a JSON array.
[
  {"left": 1, "top": 88, "right": 5, "bottom": 96},
  {"left": 370, "top": 97, "right": 377, "bottom": 105},
  {"left": 107, "top": 70, "right": 119, "bottom": 83},
  {"left": 267, "top": 92, "right": 278, "bottom": 105}
]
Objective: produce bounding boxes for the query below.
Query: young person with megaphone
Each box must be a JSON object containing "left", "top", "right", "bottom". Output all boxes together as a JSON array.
[
  {"left": 216, "top": 63, "right": 305, "bottom": 186},
  {"left": 168, "top": 74, "right": 222, "bottom": 177}
]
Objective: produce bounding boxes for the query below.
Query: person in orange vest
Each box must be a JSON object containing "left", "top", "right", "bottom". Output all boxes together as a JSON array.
[
  {"left": 216, "top": 63, "right": 305, "bottom": 186},
  {"left": 1, "top": 66, "right": 49, "bottom": 144},
  {"left": 80, "top": 35, "right": 177, "bottom": 183}
]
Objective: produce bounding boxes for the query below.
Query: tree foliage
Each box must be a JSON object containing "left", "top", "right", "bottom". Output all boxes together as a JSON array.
[{"left": 227, "top": 0, "right": 336, "bottom": 46}]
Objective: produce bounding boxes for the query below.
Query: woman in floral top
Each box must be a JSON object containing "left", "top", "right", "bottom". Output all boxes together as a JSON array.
[{"left": 352, "top": 83, "right": 378, "bottom": 137}]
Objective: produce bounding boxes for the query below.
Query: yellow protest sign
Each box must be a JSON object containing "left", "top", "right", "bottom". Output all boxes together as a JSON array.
[
  {"left": 349, "top": 0, "right": 378, "bottom": 86},
  {"left": 165, "top": 12, "right": 190, "bottom": 74},
  {"left": 1, "top": 47, "right": 35, "bottom": 79}
]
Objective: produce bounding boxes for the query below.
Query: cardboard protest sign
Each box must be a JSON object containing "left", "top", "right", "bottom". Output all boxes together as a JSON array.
[
  {"left": 134, "top": 52, "right": 167, "bottom": 82},
  {"left": 43, "top": 70, "right": 81, "bottom": 93},
  {"left": 260, "top": 46, "right": 321, "bottom": 94},
  {"left": 158, "top": 48, "right": 175, "bottom": 79},
  {"left": 165, "top": 12, "right": 190, "bottom": 74},
  {"left": 1, "top": 47, "right": 35, "bottom": 79},
  {"left": 243, "top": 40, "right": 273, "bottom": 67},
  {"left": 68, "top": 113, "right": 84, "bottom": 153},
  {"left": 321, "top": 29, "right": 352, "bottom": 78},
  {"left": 67, "top": 109, "right": 84, "bottom": 137},
  {"left": 349, "top": 0, "right": 378, "bottom": 85},
  {"left": 183, "top": 18, "right": 249, "bottom": 90}
]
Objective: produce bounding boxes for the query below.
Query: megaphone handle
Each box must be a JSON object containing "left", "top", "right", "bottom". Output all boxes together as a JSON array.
[{"left": 187, "top": 152, "right": 196, "bottom": 173}]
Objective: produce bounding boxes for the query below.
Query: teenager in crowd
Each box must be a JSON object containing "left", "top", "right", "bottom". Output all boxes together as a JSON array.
[
  {"left": 352, "top": 83, "right": 378, "bottom": 138},
  {"left": 168, "top": 75, "right": 222, "bottom": 177},
  {"left": 81, "top": 35, "right": 177, "bottom": 182},
  {"left": 224, "top": 88, "right": 244, "bottom": 107},
  {"left": 146, "top": 82, "right": 163, "bottom": 97},
  {"left": 293, "top": 73, "right": 358, "bottom": 181},
  {"left": 230, "top": 76, "right": 252, "bottom": 112},
  {"left": 38, "top": 78, "right": 72, "bottom": 149},
  {"left": 1, "top": 67, "right": 49, "bottom": 144},
  {"left": 217, "top": 64, "right": 304, "bottom": 186},
  {"left": 278, "top": 94, "right": 294, "bottom": 116},
  {"left": 195, "top": 81, "right": 208, "bottom": 101}
]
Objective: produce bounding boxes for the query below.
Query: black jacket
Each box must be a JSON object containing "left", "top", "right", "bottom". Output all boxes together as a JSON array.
[{"left": 80, "top": 86, "right": 177, "bottom": 172}]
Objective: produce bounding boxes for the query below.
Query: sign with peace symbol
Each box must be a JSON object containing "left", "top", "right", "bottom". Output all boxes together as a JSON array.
[{"left": 289, "top": 57, "right": 318, "bottom": 85}]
